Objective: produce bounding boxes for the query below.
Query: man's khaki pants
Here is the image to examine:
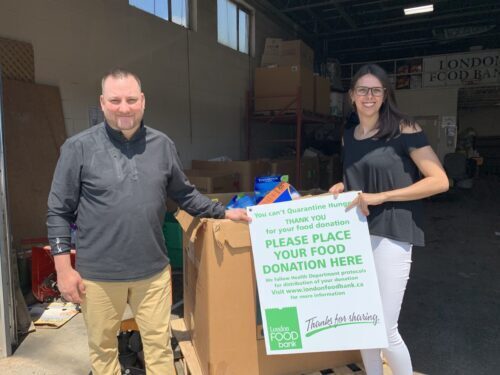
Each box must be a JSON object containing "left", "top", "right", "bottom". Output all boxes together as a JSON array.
[{"left": 81, "top": 266, "right": 175, "bottom": 375}]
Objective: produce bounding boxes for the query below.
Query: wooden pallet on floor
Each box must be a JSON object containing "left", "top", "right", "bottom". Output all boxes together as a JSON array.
[
  {"left": 302, "top": 362, "right": 365, "bottom": 374},
  {"left": 171, "top": 318, "right": 402, "bottom": 375},
  {"left": 171, "top": 318, "right": 202, "bottom": 375},
  {"left": 302, "top": 362, "right": 405, "bottom": 375}
]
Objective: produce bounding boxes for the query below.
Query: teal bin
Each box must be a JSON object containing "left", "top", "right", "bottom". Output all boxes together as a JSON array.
[{"left": 163, "top": 212, "right": 183, "bottom": 269}]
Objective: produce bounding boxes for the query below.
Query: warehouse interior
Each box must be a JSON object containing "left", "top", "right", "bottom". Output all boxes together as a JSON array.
[{"left": 0, "top": 0, "right": 499, "bottom": 374}]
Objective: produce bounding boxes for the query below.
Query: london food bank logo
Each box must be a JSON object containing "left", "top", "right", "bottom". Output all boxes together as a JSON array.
[{"left": 265, "top": 307, "right": 302, "bottom": 351}]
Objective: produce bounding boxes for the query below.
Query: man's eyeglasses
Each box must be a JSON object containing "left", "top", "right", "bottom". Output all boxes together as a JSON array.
[{"left": 354, "top": 86, "right": 386, "bottom": 97}]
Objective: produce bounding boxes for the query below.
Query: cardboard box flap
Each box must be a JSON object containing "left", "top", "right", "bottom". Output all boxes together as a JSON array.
[
  {"left": 176, "top": 210, "right": 251, "bottom": 249},
  {"left": 175, "top": 210, "right": 206, "bottom": 243},
  {"left": 213, "top": 221, "right": 250, "bottom": 249}
]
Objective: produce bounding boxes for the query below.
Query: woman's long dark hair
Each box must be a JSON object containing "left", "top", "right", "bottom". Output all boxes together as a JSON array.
[{"left": 350, "top": 64, "right": 415, "bottom": 139}]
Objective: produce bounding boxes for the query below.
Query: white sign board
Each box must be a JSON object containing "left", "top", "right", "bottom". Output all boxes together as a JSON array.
[
  {"left": 423, "top": 50, "right": 500, "bottom": 87},
  {"left": 248, "top": 192, "right": 387, "bottom": 355}
]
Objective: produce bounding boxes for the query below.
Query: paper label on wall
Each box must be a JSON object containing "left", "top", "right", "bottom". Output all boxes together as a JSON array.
[
  {"left": 441, "top": 115, "right": 456, "bottom": 128},
  {"left": 247, "top": 193, "right": 388, "bottom": 354}
]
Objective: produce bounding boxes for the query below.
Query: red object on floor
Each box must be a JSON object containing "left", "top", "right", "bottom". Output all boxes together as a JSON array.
[{"left": 31, "top": 245, "right": 76, "bottom": 302}]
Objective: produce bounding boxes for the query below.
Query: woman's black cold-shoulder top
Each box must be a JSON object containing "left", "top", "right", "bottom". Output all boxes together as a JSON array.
[{"left": 343, "top": 126, "right": 429, "bottom": 246}]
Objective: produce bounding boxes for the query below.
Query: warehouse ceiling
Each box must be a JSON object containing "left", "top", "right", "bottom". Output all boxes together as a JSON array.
[{"left": 262, "top": 0, "right": 500, "bottom": 64}]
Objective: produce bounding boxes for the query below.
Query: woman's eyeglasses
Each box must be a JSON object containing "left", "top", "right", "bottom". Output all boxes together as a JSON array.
[{"left": 354, "top": 86, "right": 386, "bottom": 97}]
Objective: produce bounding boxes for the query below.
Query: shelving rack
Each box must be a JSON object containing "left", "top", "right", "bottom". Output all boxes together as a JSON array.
[{"left": 246, "top": 88, "right": 339, "bottom": 189}]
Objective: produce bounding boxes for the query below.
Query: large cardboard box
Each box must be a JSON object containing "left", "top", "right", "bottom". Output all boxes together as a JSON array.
[
  {"left": 314, "top": 76, "right": 331, "bottom": 115},
  {"left": 261, "top": 38, "right": 282, "bottom": 67},
  {"left": 184, "top": 169, "right": 240, "bottom": 194},
  {"left": 280, "top": 40, "right": 314, "bottom": 71},
  {"left": 263, "top": 38, "right": 282, "bottom": 56},
  {"left": 191, "top": 160, "right": 270, "bottom": 192},
  {"left": 260, "top": 39, "right": 314, "bottom": 70},
  {"left": 261, "top": 54, "right": 279, "bottom": 67},
  {"left": 178, "top": 194, "right": 361, "bottom": 375},
  {"left": 255, "top": 66, "right": 314, "bottom": 112}
]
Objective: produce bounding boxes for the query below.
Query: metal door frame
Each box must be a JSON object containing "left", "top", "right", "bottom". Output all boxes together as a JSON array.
[{"left": 0, "top": 66, "right": 15, "bottom": 357}]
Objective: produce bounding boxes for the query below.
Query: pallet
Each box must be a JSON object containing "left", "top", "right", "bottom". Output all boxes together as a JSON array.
[
  {"left": 170, "top": 318, "right": 410, "bottom": 375},
  {"left": 303, "top": 362, "right": 427, "bottom": 375},
  {"left": 171, "top": 318, "right": 203, "bottom": 375},
  {"left": 300, "top": 362, "right": 367, "bottom": 375}
]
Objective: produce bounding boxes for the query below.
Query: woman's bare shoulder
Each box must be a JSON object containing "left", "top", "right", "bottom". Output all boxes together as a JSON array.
[{"left": 400, "top": 122, "right": 423, "bottom": 134}]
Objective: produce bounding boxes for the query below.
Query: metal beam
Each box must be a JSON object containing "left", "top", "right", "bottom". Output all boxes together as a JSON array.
[
  {"left": 313, "top": 7, "right": 500, "bottom": 37},
  {"left": 320, "top": 2, "right": 499, "bottom": 23},
  {"left": 302, "top": 2, "right": 335, "bottom": 34},
  {"left": 328, "top": 30, "right": 500, "bottom": 56},
  {"left": 323, "top": 19, "right": 499, "bottom": 42},
  {"left": 281, "top": 0, "right": 378, "bottom": 13},
  {"left": 333, "top": 1, "right": 357, "bottom": 30}
]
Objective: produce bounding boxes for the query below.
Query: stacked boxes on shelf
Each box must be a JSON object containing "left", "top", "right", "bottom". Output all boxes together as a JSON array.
[
  {"left": 279, "top": 40, "right": 314, "bottom": 71},
  {"left": 255, "top": 39, "right": 315, "bottom": 113},
  {"left": 254, "top": 65, "right": 314, "bottom": 112},
  {"left": 183, "top": 169, "right": 240, "bottom": 194},
  {"left": 260, "top": 38, "right": 282, "bottom": 67},
  {"left": 314, "top": 75, "right": 331, "bottom": 115},
  {"left": 191, "top": 159, "right": 271, "bottom": 192},
  {"left": 260, "top": 38, "right": 314, "bottom": 71}
]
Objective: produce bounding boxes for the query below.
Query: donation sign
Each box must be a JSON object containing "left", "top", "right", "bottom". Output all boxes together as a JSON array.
[{"left": 247, "top": 192, "right": 387, "bottom": 355}]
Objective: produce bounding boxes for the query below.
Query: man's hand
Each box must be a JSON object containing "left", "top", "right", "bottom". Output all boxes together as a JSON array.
[
  {"left": 225, "top": 208, "right": 252, "bottom": 223},
  {"left": 57, "top": 267, "right": 86, "bottom": 304},
  {"left": 54, "top": 253, "right": 86, "bottom": 304}
]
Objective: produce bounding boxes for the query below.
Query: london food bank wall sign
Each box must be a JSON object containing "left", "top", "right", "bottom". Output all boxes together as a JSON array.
[
  {"left": 247, "top": 192, "right": 388, "bottom": 355},
  {"left": 423, "top": 49, "right": 500, "bottom": 87}
]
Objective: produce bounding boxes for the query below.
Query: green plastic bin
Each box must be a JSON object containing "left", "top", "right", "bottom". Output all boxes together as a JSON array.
[{"left": 163, "top": 212, "right": 183, "bottom": 269}]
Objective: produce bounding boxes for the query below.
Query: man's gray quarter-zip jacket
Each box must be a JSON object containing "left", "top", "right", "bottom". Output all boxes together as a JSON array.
[{"left": 47, "top": 122, "right": 225, "bottom": 281}]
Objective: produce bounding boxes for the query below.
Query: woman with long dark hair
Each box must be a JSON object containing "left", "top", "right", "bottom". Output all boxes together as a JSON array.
[{"left": 330, "top": 64, "right": 449, "bottom": 374}]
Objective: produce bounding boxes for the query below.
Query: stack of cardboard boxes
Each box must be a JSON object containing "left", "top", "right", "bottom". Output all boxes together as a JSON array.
[
  {"left": 184, "top": 157, "right": 320, "bottom": 194},
  {"left": 260, "top": 38, "right": 314, "bottom": 71},
  {"left": 314, "top": 75, "right": 331, "bottom": 115},
  {"left": 190, "top": 160, "right": 271, "bottom": 192},
  {"left": 255, "top": 38, "right": 330, "bottom": 116},
  {"left": 183, "top": 169, "right": 240, "bottom": 194},
  {"left": 187, "top": 158, "right": 320, "bottom": 193}
]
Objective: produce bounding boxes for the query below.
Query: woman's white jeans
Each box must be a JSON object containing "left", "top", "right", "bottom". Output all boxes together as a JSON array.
[{"left": 361, "top": 235, "right": 413, "bottom": 375}]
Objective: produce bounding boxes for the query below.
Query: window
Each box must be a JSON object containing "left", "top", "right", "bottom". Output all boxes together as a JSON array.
[
  {"left": 129, "top": 0, "right": 188, "bottom": 28},
  {"left": 217, "top": 0, "right": 250, "bottom": 54}
]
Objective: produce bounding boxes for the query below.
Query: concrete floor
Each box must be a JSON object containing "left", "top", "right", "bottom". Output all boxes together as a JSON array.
[
  {"left": 0, "top": 175, "right": 498, "bottom": 374},
  {"left": 0, "top": 312, "right": 89, "bottom": 375},
  {"left": 399, "top": 175, "right": 500, "bottom": 374}
]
